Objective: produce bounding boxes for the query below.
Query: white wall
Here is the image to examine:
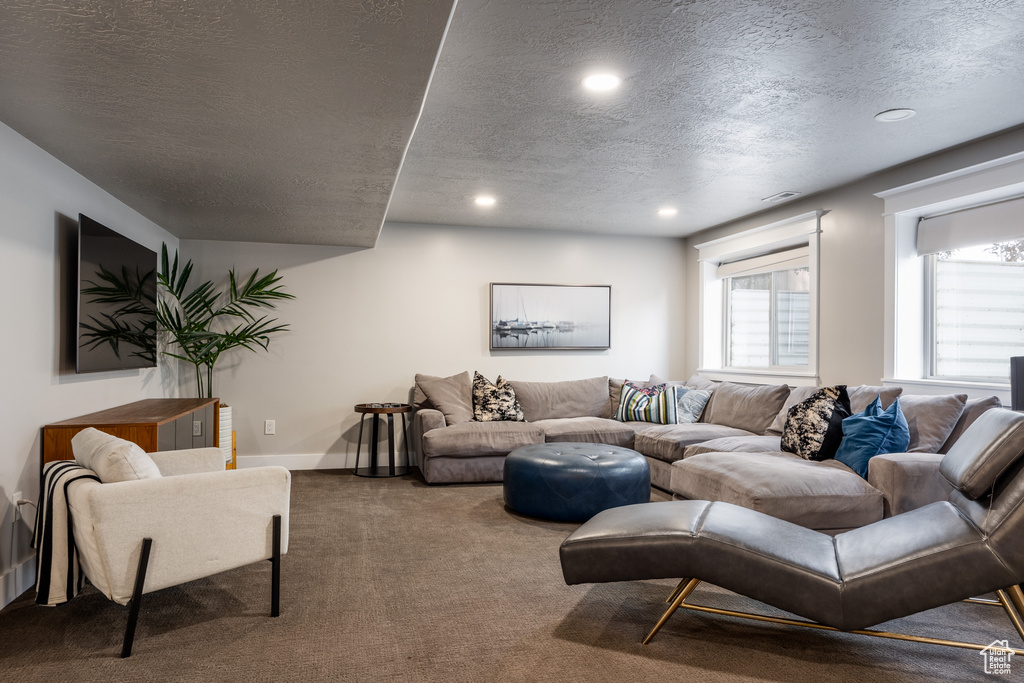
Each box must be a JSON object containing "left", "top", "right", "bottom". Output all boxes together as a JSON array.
[
  {"left": 0, "top": 122, "right": 178, "bottom": 608},
  {"left": 684, "top": 125, "right": 1024, "bottom": 389},
  {"left": 180, "top": 223, "right": 687, "bottom": 469}
]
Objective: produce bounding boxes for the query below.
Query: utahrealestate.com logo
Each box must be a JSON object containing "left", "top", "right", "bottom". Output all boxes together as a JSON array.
[{"left": 981, "top": 640, "right": 1014, "bottom": 675}]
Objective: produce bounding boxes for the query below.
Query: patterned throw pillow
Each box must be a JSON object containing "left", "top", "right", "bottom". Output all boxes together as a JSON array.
[
  {"left": 615, "top": 381, "right": 679, "bottom": 424},
  {"left": 781, "top": 385, "right": 852, "bottom": 461},
  {"left": 472, "top": 372, "right": 525, "bottom": 422},
  {"left": 675, "top": 387, "right": 712, "bottom": 424}
]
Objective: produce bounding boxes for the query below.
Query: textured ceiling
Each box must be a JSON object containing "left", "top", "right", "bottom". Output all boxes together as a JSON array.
[
  {"left": 2, "top": 2, "right": 1024, "bottom": 246},
  {"left": 387, "top": 0, "right": 1024, "bottom": 237},
  {"left": 0, "top": 1, "right": 456, "bottom": 247}
]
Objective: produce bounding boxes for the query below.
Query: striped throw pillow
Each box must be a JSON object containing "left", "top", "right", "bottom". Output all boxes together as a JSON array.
[{"left": 615, "top": 381, "right": 679, "bottom": 424}]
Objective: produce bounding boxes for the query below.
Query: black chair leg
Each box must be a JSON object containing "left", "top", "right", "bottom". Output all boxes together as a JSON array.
[
  {"left": 271, "top": 514, "right": 281, "bottom": 617},
  {"left": 122, "top": 538, "right": 153, "bottom": 658}
]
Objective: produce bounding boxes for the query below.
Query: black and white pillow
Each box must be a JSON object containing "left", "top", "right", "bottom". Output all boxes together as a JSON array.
[
  {"left": 781, "top": 385, "right": 851, "bottom": 461},
  {"left": 472, "top": 372, "right": 525, "bottom": 422}
]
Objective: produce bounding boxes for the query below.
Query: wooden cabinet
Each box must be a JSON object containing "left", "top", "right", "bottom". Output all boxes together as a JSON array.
[{"left": 42, "top": 398, "right": 220, "bottom": 463}]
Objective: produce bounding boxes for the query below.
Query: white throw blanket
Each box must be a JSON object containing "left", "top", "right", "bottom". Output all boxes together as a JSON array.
[{"left": 33, "top": 461, "right": 100, "bottom": 606}]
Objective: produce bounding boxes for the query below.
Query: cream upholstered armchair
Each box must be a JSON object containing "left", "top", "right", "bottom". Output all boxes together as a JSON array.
[{"left": 64, "top": 428, "right": 291, "bottom": 657}]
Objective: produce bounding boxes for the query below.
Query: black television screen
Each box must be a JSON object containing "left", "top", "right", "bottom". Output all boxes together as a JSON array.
[{"left": 77, "top": 214, "right": 158, "bottom": 373}]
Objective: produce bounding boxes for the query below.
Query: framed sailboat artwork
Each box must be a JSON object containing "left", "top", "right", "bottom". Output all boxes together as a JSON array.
[{"left": 489, "top": 283, "right": 611, "bottom": 350}]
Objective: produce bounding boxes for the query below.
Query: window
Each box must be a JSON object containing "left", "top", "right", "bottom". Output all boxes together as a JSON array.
[
  {"left": 878, "top": 150, "right": 1024, "bottom": 397},
  {"left": 696, "top": 211, "right": 821, "bottom": 385},
  {"left": 725, "top": 266, "right": 810, "bottom": 369},
  {"left": 928, "top": 240, "right": 1024, "bottom": 381}
]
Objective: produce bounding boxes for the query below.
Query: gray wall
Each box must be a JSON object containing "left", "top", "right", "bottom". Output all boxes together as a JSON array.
[
  {"left": 684, "top": 125, "right": 1024, "bottom": 386},
  {"left": 180, "top": 223, "right": 688, "bottom": 469},
  {"left": 0, "top": 122, "right": 178, "bottom": 608}
]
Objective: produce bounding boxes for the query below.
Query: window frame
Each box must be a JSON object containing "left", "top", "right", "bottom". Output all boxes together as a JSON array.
[
  {"left": 877, "top": 150, "right": 1024, "bottom": 401},
  {"left": 695, "top": 211, "right": 822, "bottom": 386}
]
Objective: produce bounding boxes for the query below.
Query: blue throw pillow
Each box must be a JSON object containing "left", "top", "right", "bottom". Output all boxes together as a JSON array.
[{"left": 834, "top": 396, "right": 911, "bottom": 478}]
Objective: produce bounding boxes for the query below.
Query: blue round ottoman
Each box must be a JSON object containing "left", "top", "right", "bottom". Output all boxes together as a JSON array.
[{"left": 503, "top": 442, "right": 650, "bottom": 522}]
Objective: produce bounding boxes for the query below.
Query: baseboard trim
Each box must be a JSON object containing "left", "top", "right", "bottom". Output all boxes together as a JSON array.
[
  {"left": 1, "top": 555, "right": 36, "bottom": 609},
  {"left": 236, "top": 452, "right": 419, "bottom": 471}
]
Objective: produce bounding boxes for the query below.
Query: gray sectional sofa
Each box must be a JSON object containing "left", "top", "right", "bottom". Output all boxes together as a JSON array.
[{"left": 411, "top": 371, "right": 1002, "bottom": 531}]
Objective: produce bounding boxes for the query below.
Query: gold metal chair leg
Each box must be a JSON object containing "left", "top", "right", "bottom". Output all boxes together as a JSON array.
[
  {"left": 1006, "top": 585, "right": 1024, "bottom": 621},
  {"left": 665, "top": 578, "right": 689, "bottom": 604},
  {"left": 997, "top": 589, "right": 1024, "bottom": 643},
  {"left": 643, "top": 578, "right": 701, "bottom": 645}
]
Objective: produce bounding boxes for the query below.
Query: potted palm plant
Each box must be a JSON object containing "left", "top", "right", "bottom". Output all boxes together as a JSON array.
[{"left": 156, "top": 244, "right": 294, "bottom": 398}]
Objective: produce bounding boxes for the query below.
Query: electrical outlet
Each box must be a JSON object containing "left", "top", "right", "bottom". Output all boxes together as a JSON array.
[
  {"left": 264, "top": 420, "right": 276, "bottom": 435},
  {"left": 12, "top": 491, "right": 22, "bottom": 521},
  {"left": 193, "top": 421, "right": 203, "bottom": 437}
]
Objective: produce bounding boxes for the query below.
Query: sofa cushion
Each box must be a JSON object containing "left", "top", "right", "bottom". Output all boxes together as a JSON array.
[
  {"left": 683, "top": 435, "right": 783, "bottom": 458},
  {"left": 939, "top": 395, "right": 1002, "bottom": 454},
  {"left": 765, "top": 385, "right": 903, "bottom": 437},
  {"left": 509, "top": 376, "right": 610, "bottom": 421},
  {"left": 670, "top": 451, "right": 884, "bottom": 531},
  {"left": 899, "top": 393, "right": 967, "bottom": 453},
  {"left": 421, "top": 421, "right": 544, "bottom": 457},
  {"left": 472, "top": 372, "right": 525, "bottom": 422},
  {"left": 703, "top": 382, "right": 790, "bottom": 434},
  {"left": 848, "top": 385, "right": 903, "bottom": 413},
  {"left": 765, "top": 386, "right": 818, "bottom": 436},
  {"left": 634, "top": 423, "right": 756, "bottom": 463},
  {"left": 71, "top": 427, "right": 161, "bottom": 483},
  {"left": 781, "top": 386, "right": 852, "bottom": 461},
  {"left": 531, "top": 417, "right": 636, "bottom": 447},
  {"left": 614, "top": 382, "right": 677, "bottom": 423},
  {"left": 834, "top": 396, "right": 911, "bottom": 478},
  {"left": 415, "top": 372, "right": 474, "bottom": 425},
  {"left": 609, "top": 377, "right": 646, "bottom": 418}
]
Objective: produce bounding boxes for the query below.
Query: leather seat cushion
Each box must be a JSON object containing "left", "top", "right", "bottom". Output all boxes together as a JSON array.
[{"left": 670, "top": 452, "right": 883, "bottom": 531}]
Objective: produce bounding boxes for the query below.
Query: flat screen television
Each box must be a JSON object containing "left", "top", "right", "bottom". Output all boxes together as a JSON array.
[{"left": 76, "top": 214, "right": 158, "bottom": 373}]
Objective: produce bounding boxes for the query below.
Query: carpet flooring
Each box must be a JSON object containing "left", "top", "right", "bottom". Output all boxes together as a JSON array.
[{"left": 0, "top": 469, "right": 1017, "bottom": 681}]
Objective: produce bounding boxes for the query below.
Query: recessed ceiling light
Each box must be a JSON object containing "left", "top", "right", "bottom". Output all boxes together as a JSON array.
[
  {"left": 874, "top": 108, "right": 916, "bottom": 123},
  {"left": 657, "top": 207, "right": 678, "bottom": 217},
  {"left": 474, "top": 195, "right": 496, "bottom": 207},
  {"left": 582, "top": 74, "right": 621, "bottom": 92}
]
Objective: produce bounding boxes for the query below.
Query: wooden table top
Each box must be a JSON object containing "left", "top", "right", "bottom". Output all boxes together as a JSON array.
[{"left": 43, "top": 398, "right": 220, "bottom": 427}]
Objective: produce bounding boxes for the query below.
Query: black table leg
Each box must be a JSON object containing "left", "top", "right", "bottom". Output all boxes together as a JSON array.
[
  {"left": 387, "top": 414, "right": 396, "bottom": 476},
  {"left": 370, "top": 414, "right": 380, "bottom": 471},
  {"left": 354, "top": 413, "right": 366, "bottom": 471}
]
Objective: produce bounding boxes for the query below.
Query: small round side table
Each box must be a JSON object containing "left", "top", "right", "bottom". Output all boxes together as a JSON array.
[{"left": 354, "top": 403, "right": 411, "bottom": 477}]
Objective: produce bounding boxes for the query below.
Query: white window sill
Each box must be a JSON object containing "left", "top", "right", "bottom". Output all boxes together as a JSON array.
[
  {"left": 883, "top": 377, "right": 1011, "bottom": 402},
  {"left": 698, "top": 368, "right": 820, "bottom": 387}
]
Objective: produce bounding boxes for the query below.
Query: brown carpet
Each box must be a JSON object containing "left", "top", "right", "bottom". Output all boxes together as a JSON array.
[{"left": 0, "top": 470, "right": 1014, "bottom": 681}]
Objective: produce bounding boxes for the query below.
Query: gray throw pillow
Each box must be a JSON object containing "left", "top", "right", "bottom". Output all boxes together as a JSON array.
[
  {"left": 703, "top": 382, "right": 790, "bottom": 434},
  {"left": 899, "top": 393, "right": 968, "bottom": 453},
  {"left": 765, "top": 385, "right": 819, "bottom": 436},
  {"left": 415, "top": 371, "right": 474, "bottom": 425},
  {"left": 509, "top": 376, "right": 610, "bottom": 421},
  {"left": 472, "top": 372, "right": 525, "bottom": 422}
]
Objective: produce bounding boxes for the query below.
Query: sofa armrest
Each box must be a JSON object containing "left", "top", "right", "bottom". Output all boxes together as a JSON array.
[
  {"left": 68, "top": 466, "right": 290, "bottom": 604},
  {"left": 411, "top": 409, "right": 446, "bottom": 468},
  {"left": 416, "top": 408, "right": 446, "bottom": 434},
  {"left": 867, "top": 452, "right": 952, "bottom": 517},
  {"left": 150, "top": 448, "right": 225, "bottom": 476}
]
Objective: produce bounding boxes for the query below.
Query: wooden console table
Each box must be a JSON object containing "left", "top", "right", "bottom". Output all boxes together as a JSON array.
[{"left": 42, "top": 398, "right": 220, "bottom": 464}]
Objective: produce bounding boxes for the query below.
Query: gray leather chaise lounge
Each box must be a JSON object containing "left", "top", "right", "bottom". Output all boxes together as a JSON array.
[{"left": 559, "top": 409, "right": 1024, "bottom": 654}]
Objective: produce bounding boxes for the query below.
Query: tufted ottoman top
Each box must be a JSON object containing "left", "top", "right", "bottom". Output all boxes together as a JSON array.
[{"left": 503, "top": 442, "right": 650, "bottom": 522}]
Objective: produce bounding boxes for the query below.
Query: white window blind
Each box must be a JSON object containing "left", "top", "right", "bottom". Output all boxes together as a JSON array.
[
  {"left": 917, "top": 196, "right": 1024, "bottom": 256},
  {"left": 717, "top": 246, "right": 809, "bottom": 279}
]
